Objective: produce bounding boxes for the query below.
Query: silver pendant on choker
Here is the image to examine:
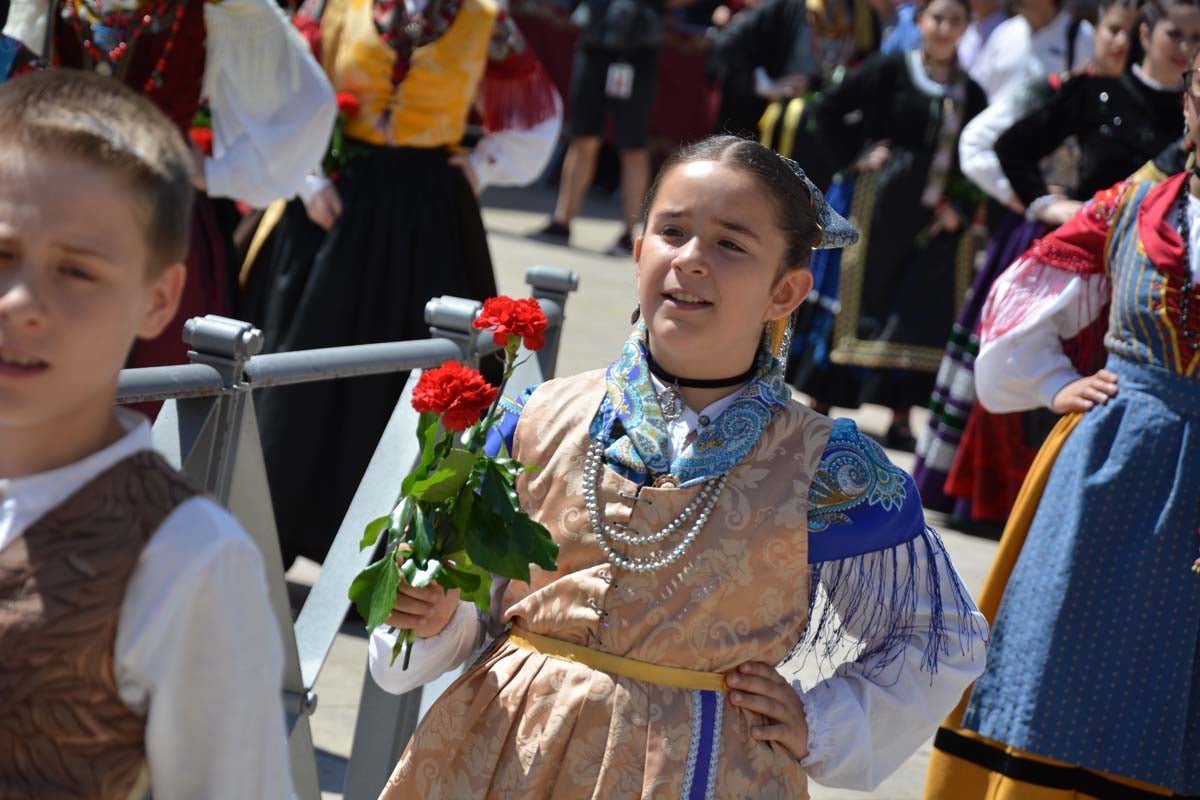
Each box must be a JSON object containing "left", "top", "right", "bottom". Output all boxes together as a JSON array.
[{"left": 658, "top": 382, "right": 684, "bottom": 421}]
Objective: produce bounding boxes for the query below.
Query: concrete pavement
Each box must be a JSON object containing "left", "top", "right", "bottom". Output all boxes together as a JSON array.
[{"left": 293, "top": 184, "right": 1000, "bottom": 799}]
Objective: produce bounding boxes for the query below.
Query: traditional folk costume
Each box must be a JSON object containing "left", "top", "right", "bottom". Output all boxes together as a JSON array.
[
  {"left": 925, "top": 174, "right": 1200, "bottom": 799},
  {"left": 0, "top": 410, "right": 291, "bottom": 798},
  {"left": 368, "top": 328, "right": 987, "bottom": 798},
  {"left": 797, "top": 50, "right": 986, "bottom": 418},
  {"left": 914, "top": 65, "right": 1178, "bottom": 521},
  {"left": 3, "top": 0, "right": 335, "bottom": 371},
  {"left": 250, "top": 0, "right": 560, "bottom": 564}
]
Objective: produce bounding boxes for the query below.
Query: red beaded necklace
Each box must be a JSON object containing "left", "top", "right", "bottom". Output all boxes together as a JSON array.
[
  {"left": 373, "top": 0, "right": 462, "bottom": 87},
  {"left": 59, "top": 0, "right": 188, "bottom": 93}
]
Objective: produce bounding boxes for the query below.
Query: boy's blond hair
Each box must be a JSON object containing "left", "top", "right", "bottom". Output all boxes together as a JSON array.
[{"left": 0, "top": 69, "right": 195, "bottom": 272}]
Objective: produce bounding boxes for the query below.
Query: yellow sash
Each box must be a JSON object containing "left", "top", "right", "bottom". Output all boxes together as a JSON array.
[{"left": 509, "top": 626, "right": 728, "bottom": 692}]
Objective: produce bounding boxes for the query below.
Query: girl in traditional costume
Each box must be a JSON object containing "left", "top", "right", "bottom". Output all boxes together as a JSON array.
[
  {"left": 367, "top": 135, "right": 987, "bottom": 798},
  {"left": 2, "top": 0, "right": 336, "bottom": 371},
  {"left": 796, "top": 0, "right": 986, "bottom": 450},
  {"left": 913, "top": 0, "right": 1190, "bottom": 523},
  {"left": 924, "top": 47, "right": 1200, "bottom": 800},
  {"left": 250, "top": 0, "right": 561, "bottom": 565}
]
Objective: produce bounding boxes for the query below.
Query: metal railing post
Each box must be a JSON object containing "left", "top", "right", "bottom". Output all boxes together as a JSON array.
[
  {"left": 525, "top": 266, "right": 579, "bottom": 380},
  {"left": 425, "top": 296, "right": 483, "bottom": 366},
  {"left": 178, "top": 315, "right": 262, "bottom": 505}
]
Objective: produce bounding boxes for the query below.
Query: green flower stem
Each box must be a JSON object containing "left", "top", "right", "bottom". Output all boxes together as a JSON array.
[{"left": 467, "top": 337, "right": 521, "bottom": 452}]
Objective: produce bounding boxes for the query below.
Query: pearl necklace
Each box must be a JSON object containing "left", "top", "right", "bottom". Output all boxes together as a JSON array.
[{"left": 582, "top": 438, "right": 727, "bottom": 573}]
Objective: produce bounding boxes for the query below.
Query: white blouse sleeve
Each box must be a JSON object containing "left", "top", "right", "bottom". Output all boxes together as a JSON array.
[
  {"left": 369, "top": 601, "right": 486, "bottom": 696},
  {"left": 201, "top": 0, "right": 335, "bottom": 207},
  {"left": 115, "top": 498, "right": 294, "bottom": 799},
  {"left": 974, "top": 255, "right": 1110, "bottom": 413},
  {"left": 795, "top": 533, "right": 987, "bottom": 790},
  {"left": 958, "top": 92, "right": 1025, "bottom": 207},
  {"left": 468, "top": 98, "right": 563, "bottom": 192},
  {"left": 2, "top": 0, "right": 49, "bottom": 56}
]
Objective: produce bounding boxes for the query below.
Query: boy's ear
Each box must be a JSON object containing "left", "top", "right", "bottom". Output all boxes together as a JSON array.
[
  {"left": 138, "top": 263, "right": 186, "bottom": 340},
  {"left": 766, "top": 267, "right": 813, "bottom": 321}
]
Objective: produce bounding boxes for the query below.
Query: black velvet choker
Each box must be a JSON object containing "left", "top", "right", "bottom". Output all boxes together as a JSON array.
[{"left": 645, "top": 352, "right": 757, "bottom": 388}]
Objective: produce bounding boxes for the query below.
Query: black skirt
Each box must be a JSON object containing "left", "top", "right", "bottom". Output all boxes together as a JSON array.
[{"left": 251, "top": 144, "right": 497, "bottom": 565}]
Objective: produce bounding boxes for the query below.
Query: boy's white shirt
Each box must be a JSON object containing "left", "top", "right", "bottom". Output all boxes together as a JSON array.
[{"left": 0, "top": 409, "right": 295, "bottom": 800}]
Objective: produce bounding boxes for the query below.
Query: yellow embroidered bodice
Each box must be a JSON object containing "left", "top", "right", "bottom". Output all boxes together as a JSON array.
[{"left": 319, "top": 0, "right": 497, "bottom": 147}]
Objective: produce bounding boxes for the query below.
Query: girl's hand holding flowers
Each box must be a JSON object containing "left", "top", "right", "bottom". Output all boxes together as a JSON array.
[
  {"left": 348, "top": 296, "right": 559, "bottom": 668},
  {"left": 727, "top": 662, "right": 811, "bottom": 762}
]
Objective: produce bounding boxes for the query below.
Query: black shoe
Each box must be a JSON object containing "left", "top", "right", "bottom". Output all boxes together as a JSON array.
[
  {"left": 884, "top": 424, "right": 917, "bottom": 452},
  {"left": 606, "top": 230, "right": 634, "bottom": 257},
  {"left": 529, "top": 219, "right": 570, "bottom": 246}
]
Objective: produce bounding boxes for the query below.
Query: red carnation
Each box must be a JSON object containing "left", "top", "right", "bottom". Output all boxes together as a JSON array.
[
  {"left": 189, "top": 127, "right": 213, "bottom": 156},
  {"left": 336, "top": 92, "right": 361, "bottom": 119},
  {"left": 411, "top": 361, "right": 498, "bottom": 432},
  {"left": 472, "top": 296, "right": 548, "bottom": 351}
]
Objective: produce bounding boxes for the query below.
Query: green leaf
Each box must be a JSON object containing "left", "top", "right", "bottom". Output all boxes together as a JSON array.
[
  {"left": 437, "top": 562, "right": 482, "bottom": 593},
  {"left": 388, "top": 497, "right": 414, "bottom": 540},
  {"left": 359, "top": 515, "right": 390, "bottom": 551},
  {"left": 408, "top": 448, "right": 478, "bottom": 503},
  {"left": 410, "top": 504, "right": 434, "bottom": 561},
  {"left": 452, "top": 560, "right": 493, "bottom": 613},
  {"left": 511, "top": 512, "right": 560, "bottom": 571},
  {"left": 466, "top": 503, "right": 531, "bottom": 583},
  {"left": 367, "top": 557, "right": 401, "bottom": 631},
  {"left": 347, "top": 556, "right": 389, "bottom": 623},
  {"left": 403, "top": 411, "right": 442, "bottom": 495},
  {"left": 399, "top": 556, "right": 417, "bottom": 585},
  {"left": 480, "top": 461, "right": 519, "bottom": 523},
  {"left": 409, "top": 557, "right": 442, "bottom": 588},
  {"left": 350, "top": 556, "right": 401, "bottom": 632},
  {"left": 449, "top": 491, "right": 475, "bottom": 551}
]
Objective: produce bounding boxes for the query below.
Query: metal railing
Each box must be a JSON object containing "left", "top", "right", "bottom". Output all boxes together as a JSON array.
[{"left": 117, "top": 267, "right": 579, "bottom": 799}]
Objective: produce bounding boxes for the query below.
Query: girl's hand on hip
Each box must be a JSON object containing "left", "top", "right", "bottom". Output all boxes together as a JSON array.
[
  {"left": 727, "top": 661, "right": 810, "bottom": 762},
  {"left": 1051, "top": 368, "right": 1119, "bottom": 414}
]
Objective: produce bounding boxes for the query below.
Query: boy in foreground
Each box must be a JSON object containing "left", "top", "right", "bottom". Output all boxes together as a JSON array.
[{"left": 0, "top": 70, "right": 293, "bottom": 797}]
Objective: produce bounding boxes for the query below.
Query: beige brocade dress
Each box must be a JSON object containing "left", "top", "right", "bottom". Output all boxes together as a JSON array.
[{"left": 383, "top": 371, "right": 835, "bottom": 798}]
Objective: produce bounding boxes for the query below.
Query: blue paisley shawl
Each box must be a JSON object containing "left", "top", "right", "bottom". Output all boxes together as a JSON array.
[{"left": 487, "top": 327, "right": 984, "bottom": 679}]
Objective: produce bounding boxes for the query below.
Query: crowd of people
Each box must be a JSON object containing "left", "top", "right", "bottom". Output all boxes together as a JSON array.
[{"left": 0, "top": 0, "right": 1197, "bottom": 795}]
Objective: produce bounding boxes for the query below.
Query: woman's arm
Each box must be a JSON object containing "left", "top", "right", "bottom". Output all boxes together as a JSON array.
[
  {"left": 466, "top": 16, "right": 563, "bottom": 192},
  {"left": 974, "top": 182, "right": 1122, "bottom": 412},
  {"left": 995, "top": 77, "right": 1085, "bottom": 208},
  {"left": 810, "top": 54, "right": 889, "bottom": 172},
  {"left": 202, "top": 0, "right": 336, "bottom": 207}
]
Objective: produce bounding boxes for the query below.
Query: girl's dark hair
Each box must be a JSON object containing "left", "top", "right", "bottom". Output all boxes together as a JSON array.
[
  {"left": 1141, "top": 0, "right": 1200, "bottom": 32},
  {"left": 640, "top": 135, "right": 822, "bottom": 271},
  {"left": 1097, "top": 0, "right": 1143, "bottom": 15},
  {"left": 915, "top": 0, "right": 971, "bottom": 17}
]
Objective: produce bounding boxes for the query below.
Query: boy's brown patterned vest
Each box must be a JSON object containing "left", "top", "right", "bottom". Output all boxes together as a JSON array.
[{"left": 0, "top": 451, "right": 196, "bottom": 799}]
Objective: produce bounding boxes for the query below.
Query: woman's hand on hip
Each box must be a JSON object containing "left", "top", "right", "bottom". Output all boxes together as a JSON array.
[
  {"left": 1051, "top": 369, "right": 1119, "bottom": 414},
  {"left": 449, "top": 153, "right": 481, "bottom": 197},
  {"left": 303, "top": 181, "right": 344, "bottom": 231},
  {"left": 727, "top": 661, "right": 810, "bottom": 762}
]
